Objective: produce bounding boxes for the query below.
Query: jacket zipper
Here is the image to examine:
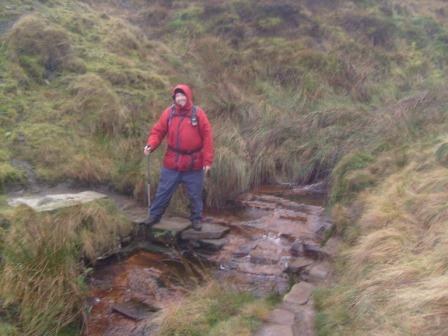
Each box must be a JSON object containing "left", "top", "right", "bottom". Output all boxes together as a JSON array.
[{"left": 175, "top": 115, "right": 186, "bottom": 168}]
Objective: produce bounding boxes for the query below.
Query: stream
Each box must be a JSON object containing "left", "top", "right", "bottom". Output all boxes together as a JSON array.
[{"left": 81, "top": 182, "right": 334, "bottom": 336}]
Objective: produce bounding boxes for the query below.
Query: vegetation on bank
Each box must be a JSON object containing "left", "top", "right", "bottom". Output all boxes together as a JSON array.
[
  {"left": 0, "top": 199, "right": 132, "bottom": 335},
  {"left": 1, "top": 0, "right": 448, "bottom": 335},
  {"left": 316, "top": 137, "right": 448, "bottom": 336},
  {"left": 159, "top": 281, "right": 278, "bottom": 336}
]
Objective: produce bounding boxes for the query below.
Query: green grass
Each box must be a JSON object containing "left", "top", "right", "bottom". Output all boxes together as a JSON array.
[{"left": 159, "top": 281, "right": 274, "bottom": 336}]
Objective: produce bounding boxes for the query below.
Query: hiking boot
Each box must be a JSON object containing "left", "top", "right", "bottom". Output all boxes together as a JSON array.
[
  {"left": 142, "top": 216, "right": 160, "bottom": 226},
  {"left": 192, "top": 220, "right": 202, "bottom": 231}
]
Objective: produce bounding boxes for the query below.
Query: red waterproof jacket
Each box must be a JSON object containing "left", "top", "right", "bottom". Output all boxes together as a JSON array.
[{"left": 146, "top": 84, "right": 214, "bottom": 171}]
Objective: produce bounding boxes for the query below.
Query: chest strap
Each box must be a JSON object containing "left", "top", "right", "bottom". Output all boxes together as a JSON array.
[{"left": 167, "top": 145, "right": 203, "bottom": 155}]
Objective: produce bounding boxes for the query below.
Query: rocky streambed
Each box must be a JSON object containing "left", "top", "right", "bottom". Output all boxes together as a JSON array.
[
  {"left": 7, "top": 182, "right": 337, "bottom": 335},
  {"left": 82, "top": 183, "right": 337, "bottom": 336}
]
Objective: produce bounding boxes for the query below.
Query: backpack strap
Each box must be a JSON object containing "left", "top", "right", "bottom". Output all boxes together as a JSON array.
[
  {"left": 167, "top": 104, "right": 176, "bottom": 127},
  {"left": 191, "top": 105, "right": 198, "bottom": 127},
  {"left": 167, "top": 105, "right": 199, "bottom": 127}
]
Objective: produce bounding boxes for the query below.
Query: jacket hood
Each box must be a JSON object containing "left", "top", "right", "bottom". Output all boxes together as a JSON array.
[{"left": 172, "top": 84, "right": 193, "bottom": 112}]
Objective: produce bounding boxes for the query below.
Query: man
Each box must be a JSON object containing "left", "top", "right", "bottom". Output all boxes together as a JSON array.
[{"left": 143, "top": 84, "right": 214, "bottom": 231}]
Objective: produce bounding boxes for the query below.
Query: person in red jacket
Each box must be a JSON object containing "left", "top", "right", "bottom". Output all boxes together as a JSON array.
[{"left": 143, "top": 84, "right": 214, "bottom": 231}]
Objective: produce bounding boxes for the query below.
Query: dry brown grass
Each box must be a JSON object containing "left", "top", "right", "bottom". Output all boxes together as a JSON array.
[
  {"left": 320, "top": 139, "right": 448, "bottom": 335},
  {"left": 0, "top": 200, "right": 132, "bottom": 335}
]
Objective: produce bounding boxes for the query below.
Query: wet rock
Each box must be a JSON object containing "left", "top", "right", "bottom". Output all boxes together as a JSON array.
[
  {"left": 249, "top": 240, "right": 283, "bottom": 265},
  {"left": 283, "top": 282, "right": 315, "bottom": 305},
  {"left": 290, "top": 239, "right": 331, "bottom": 260},
  {"left": 291, "top": 304, "right": 315, "bottom": 336},
  {"left": 303, "top": 242, "right": 331, "bottom": 260},
  {"left": 198, "top": 238, "right": 228, "bottom": 251},
  {"left": 111, "top": 299, "right": 157, "bottom": 321},
  {"left": 286, "top": 257, "right": 314, "bottom": 273},
  {"left": 308, "top": 214, "right": 333, "bottom": 238},
  {"left": 302, "top": 262, "right": 330, "bottom": 283},
  {"left": 181, "top": 223, "right": 230, "bottom": 240},
  {"left": 233, "top": 244, "right": 253, "bottom": 258},
  {"left": 268, "top": 308, "right": 295, "bottom": 325},
  {"left": 255, "top": 324, "right": 293, "bottom": 336},
  {"left": 152, "top": 217, "right": 191, "bottom": 233},
  {"left": 290, "top": 240, "right": 305, "bottom": 256}
]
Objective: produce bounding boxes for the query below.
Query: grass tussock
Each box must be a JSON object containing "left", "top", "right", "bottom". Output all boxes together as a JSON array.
[
  {"left": 159, "top": 281, "right": 272, "bottom": 336},
  {"left": 66, "top": 73, "right": 127, "bottom": 136},
  {"left": 317, "top": 139, "right": 448, "bottom": 335},
  {"left": 0, "top": 200, "right": 132, "bottom": 335},
  {"left": 6, "top": 14, "right": 84, "bottom": 82}
]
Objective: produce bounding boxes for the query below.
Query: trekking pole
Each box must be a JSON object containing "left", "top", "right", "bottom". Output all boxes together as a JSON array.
[{"left": 146, "top": 150, "right": 151, "bottom": 210}]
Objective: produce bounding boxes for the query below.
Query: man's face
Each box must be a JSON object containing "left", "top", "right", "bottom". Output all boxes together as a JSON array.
[{"left": 175, "top": 92, "right": 187, "bottom": 107}]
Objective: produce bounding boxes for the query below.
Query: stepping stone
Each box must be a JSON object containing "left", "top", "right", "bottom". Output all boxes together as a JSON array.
[
  {"left": 304, "top": 263, "right": 330, "bottom": 283},
  {"left": 112, "top": 300, "right": 158, "bottom": 321},
  {"left": 283, "top": 282, "right": 315, "bottom": 305},
  {"left": 255, "top": 324, "right": 293, "bottom": 336},
  {"left": 287, "top": 257, "right": 314, "bottom": 273},
  {"left": 181, "top": 223, "right": 230, "bottom": 240},
  {"left": 152, "top": 217, "right": 191, "bottom": 234},
  {"left": 198, "top": 238, "right": 228, "bottom": 251},
  {"left": 268, "top": 308, "right": 295, "bottom": 325},
  {"left": 290, "top": 239, "right": 330, "bottom": 260},
  {"left": 292, "top": 305, "right": 315, "bottom": 336}
]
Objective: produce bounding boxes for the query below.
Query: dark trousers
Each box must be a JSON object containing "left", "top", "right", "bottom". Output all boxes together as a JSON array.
[{"left": 149, "top": 167, "right": 204, "bottom": 222}]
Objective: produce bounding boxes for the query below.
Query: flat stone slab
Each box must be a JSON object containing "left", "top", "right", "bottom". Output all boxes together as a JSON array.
[
  {"left": 181, "top": 223, "right": 230, "bottom": 240},
  {"left": 284, "top": 282, "right": 315, "bottom": 305},
  {"left": 7, "top": 191, "right": 107, "bottom": 212},
  {"left": 255, "top": 324, "right": 293, "bottom": 336},
  {"left": 291, "top": 304, "right": 315, "bottom": 336},
  {"left": 152, "top": 217, "right": 191, "bottom": 233},
  {"left": 287, "top": 257, "right": 314, "bottom": 273},
  {"left": 268, "top": 308, "right": 295, "bottom": 325},
  {"left": 305, "top": 263, "right": 330, "bottom": 283},
  {"left": 198, "top": 238, "right": 228, "bottom": 251},
  {"left": 112, "top": 300, "right": 157, "bottom": 321}
]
